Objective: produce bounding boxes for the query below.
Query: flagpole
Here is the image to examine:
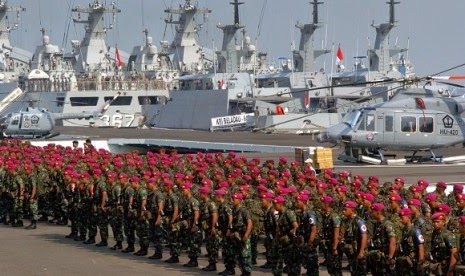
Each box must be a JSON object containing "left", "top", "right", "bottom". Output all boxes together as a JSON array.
[{"left": 330, "top": 43, "right": 335, "bottom": 86}]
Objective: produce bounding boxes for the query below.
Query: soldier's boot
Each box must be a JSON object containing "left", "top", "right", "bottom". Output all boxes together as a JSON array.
[
  {"left": 218, "top": 267, "right": 235, "bottom": 276},
  {"left": 65, "top": 232, "right": 78, "bottom": 239},
  {"left": 110, "top": 241, "right": 123, "bottom": 250},
  {"left": 122, "top": 243, "right": 135, "bottom": 253},
  {"left": 259, "top": 262, "right": 273, "bottom": 269},
  {"left": 183, "top": 258, "right": 198, "bottom": 267},
  {"left": 74, "top": 235, "right": 86, "bottom": 242},
  {"left": 25, "top": 220, "right": 37, "bottom": 230},
  {"left": 165, "top": 255, "right": 180, "bottom": 264},
  {"left": 148, "top": 251, "right": 163, "bottom": 260},
  {"left": 12, "top": 220, "right": 23, "bottom": 227},
  {"left": 134, "top": 246, "right": 148, "bottom": 256},
  {"left": 202, "top": 262, "right": 217, "bottom": 271},
  {"left": 95, "top": 240, "right": 108, "bottom": 247},
  {"left": 56, "top": 217, "right": 68, "bottom": 226},
  {"left": 252, "top": 257, "right": 257, "bottom": 265},
  {"left": 83, "top": 237, "right": 96, "bottom": 245}
]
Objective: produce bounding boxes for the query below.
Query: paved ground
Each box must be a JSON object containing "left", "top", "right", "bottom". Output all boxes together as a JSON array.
[{"left": 0, "top": 222, "right": 348, "bottom": 275}]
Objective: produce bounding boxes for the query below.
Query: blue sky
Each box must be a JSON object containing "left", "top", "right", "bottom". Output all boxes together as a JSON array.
[{"left": 8, "top": 0, "right": 465, "bottom": 76}]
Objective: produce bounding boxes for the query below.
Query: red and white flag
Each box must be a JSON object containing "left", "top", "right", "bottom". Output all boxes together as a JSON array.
[
  {"left": 115, "top": 47, "right": 123, "bottom": 68},
  {"left": 336, "top": 45, "right": 344, "bottom": 64}
]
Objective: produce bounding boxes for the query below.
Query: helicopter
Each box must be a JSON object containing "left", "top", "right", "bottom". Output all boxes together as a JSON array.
[
  {"left": 0, "top": 93, "right": 121, "bottom": 138},
  {"left": 316, "top": 79, "right": 465, "bottom": 163}
]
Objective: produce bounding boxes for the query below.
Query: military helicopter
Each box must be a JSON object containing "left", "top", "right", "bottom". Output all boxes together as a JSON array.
[
  {"left": 0, "top": 93, "right": 121, "bottom": 138},
  {"left": 316, "top": 77, "right": 465, "bottom": 163}
]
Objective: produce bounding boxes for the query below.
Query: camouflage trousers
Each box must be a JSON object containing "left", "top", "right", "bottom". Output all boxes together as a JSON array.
[
  {"left": 97, "top": 208, "right": 109, "bottom": 242},
  {"left": 136, "top": 217, "right": 150, "bottom": 248},
  {"left": 396, "top": 256, "right": 428, "bottom": 276},
  {"left": 149, "top": 220, "right": 164, "bottom": 254},
  {"left": 272, "top": 238, "right": 302, "bottom": 276},
  {"left": 179, "top": 222, "right": 202, "bottom": 259},
  {"left": 222, "top": 234, "right": 236, "bottom": 269},
  {"left": 342, "top": 244, "right": 367, "bottom": 276},
  {"left": 429, "top": 261, "right": 449, "bottom": 276},
  {"left": 0, "top": 192, "right": 8, "bottom": 220},
  {"left": 68, "top": 205, "right": 78, "bottom": 235},
  {"left": 124, "top": 214, "right": 136, "bottom": 245},
  {"left": 109, "top": 208, "right": 124, "bottom": 243},
  {"left": 367, "top": 250, "right": 395, "bottom": 276},
  {"left": 164, "top": 217, "right": 180, "bottom": 257},
  {"left": 86, "top": 208, "right": 98, "bottom": 238},
  {"left": 232, "top": 236, "right": 252, "bottom": 274},
  {"left": 76, "top": 206, "right": 87, "bottom": 237},
  {"left": 302, "top": 246, "right": 319, "bottom": 276},
  {"left": 204, "top": 229, "right": 220, "bottom": 263},
  {"left": 8, "top": 193, "right": 23, "bottom": 222},
  {"left": 263, "top": 233, "right": 275, "bottom": 265},
  {"left": 25, "top": 199, "right": 39, "bottom": 221},
  {"left": 250, "top": 233, "right": 258, "bottom": 262}
]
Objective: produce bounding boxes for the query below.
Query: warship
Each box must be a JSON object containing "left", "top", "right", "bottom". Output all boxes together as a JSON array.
[
  {"left": 0, "top": 0, "right": 211, "bottom": 128},
  {"left": 144, "top": 0, "right": 416, "bottom": 133}
]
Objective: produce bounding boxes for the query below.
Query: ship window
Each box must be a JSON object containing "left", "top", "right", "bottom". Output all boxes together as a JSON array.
[
  {"left": 103, "top": 96, "right": 132, "bottom": 106},
  {"left": 401, "top": 116, "right": 416, "bottom": 132},
  {"left": 419, "top": 117, "right": 434, "bottom": 133},
  {"left": 70, "top": 97, "right": 98, "bottom": 106},
  {"left": 57, "top": 97, "right": 65, "bottom": 107},
  {"left": 385, "top": 115, "right": 393, "bottom": 132},
  {"left": 138, "top": 96, "right": 160, "bottom": 105}
]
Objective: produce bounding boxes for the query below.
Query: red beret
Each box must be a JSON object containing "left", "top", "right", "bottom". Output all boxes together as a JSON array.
[
  {"left": 273, "top": 196, "right": 286, "bottom": 204},
  {"left": 368, "top": 176, "right": 379, "bottom": 182},
  {"left": 351, "top": 180, "right": 362, "bottom": 188},
  {"left": 395, "top": 177, "right": 405, "bottom": 184},
  {"left": 456, "top": 194, "right": 465, "bottom": 201},
  {"left": 317, "top": 182, "right": 327, "bottom": 189},
  {"left": 431, "top": 212, "right": 446, "bottom": 221},
  {"left": 408, "top": 199, "right": 421, "bottom": 207},
  {"left": 436, "top": 181, "right": 447, "bottom": 189},
  {"left": 130, "top": 176, "right": 140, "bottom": 183},
  {"left": 410, "top": 185, "right": 424, "bottom": 193},
  {"left": 389, "top": 194, "right": 402, "bottom": 202},
  {"left": 218, "top": 181, "right": 229, "bottom": 188},
  {"left": 232, "top": 193, "right": 244, "bottom": 200},
  {"left": 180, "top": 182, "right": 192, "bottom": 189},
  {"left": 296, "top": 194, "right": 309, "bottom": 202},
  {"left": 363, "top": 193, "right": 375, "bottom": 202},
  {"left": 438, "top": 204, "right": 451, "bottom": 214},
  {"left": 424, "top": 193, "right": 438, "bottom": 203},
  {"left": 417, "top": 179, "right": 429, "bottom": 187},
  {"left": 398, "top": 208, "right": 412, "bottom": 216},
  {"left": 371, "top": 203, "right": 385, "bottom": 211},
  {"left": 339, "top": 171, "right": 350, "bottom": 178},
  {"left": 321, "top": 195, "right": 333, "bottom": 204},
  {"left": 260, "top": 192, "right": 275, "bottom": 199},
  {"left": 343, "top": 201, "right": 357, "bottom": 209},
  {"left": 337, "top": 186, "right": 348, "bottom": 193},
  {"left": 454, "top": 184, "right": 464, "bottom": 192},
  {"left": 459, "top": 216, "right": 465, "bottom": 225},
  {"left": 353, "top": 175, "right": 364, "bottom": 180},
  {"left": 299, "top": 189, "right": 311, "bottom": 196},
  {"left": 214, "top": 189, "right": 227, "bottom": 196},
  {"left": 199, "top": 187, "right": 211, "bottom": 194}
]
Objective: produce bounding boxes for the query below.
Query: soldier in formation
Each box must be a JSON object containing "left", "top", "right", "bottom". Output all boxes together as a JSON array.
[{"left": 2, "top": 139, "right": 465, "bottom": 275}]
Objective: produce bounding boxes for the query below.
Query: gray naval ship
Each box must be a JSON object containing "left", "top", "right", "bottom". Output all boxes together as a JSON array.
[
  {"left": 144, "top": 0, "right": 416, "bottom": 133},
  {"left": 0, "top": 0, "right": 211, "bottom": 128}
]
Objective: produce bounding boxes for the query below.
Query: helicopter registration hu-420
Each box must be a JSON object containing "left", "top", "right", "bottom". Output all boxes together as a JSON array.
[
  {"left": 0, "top": 93, "right": 121, "bottom": 139},
  {"left": 317, "top": 83, "right": 465, "bottom": 163}
]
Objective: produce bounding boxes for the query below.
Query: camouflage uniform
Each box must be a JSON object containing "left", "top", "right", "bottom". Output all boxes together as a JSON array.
[
  {"left": 321, "top": 209, "right": 343, "bottom": 276},
  {"left": 95, "top": 179, "right": 109, "bottom": 245},
  {"left": 342, "top": 215, "right": 368, "bottom": 276},
  {"left": 164, "top": 190, "right": 180, "bottom": 259},
  {"left": 217, "top": 199, "right": 234, "bottom": 272},
  {"left": 296, "top": 208, "right": 319, "bottom": 276},
  {"left": 230, "top": 203, "right": 253, "bottom": 275},
  {"left": 108, "top": 182, "right": 123, "bottom": 248},
  {"left": 8, "top": 173, "right": 25, "bottom": 226},
  {"left": 367, "top": 218, "right": 397, "bottom": 276},
  {"left": 179, "top": 194, "right": 201, "bottom": 263},
  {"left": 122, "top": 184, "right": 136, "bottom": 251},
  {"left": 75, "top": 185, "right": 87, "bottom": 241},
  {"left": 65, "top": 184, "right": 79, "bottom": 237},
  {"left": 396, "top": 224, "right": 426, "bottom": 275},
  {"left": 200, "top": 197, "right": 219, "bottom": 266},
  {"left": 147, "top": 186, "right": 164, "bottom": 258},
  {"left": 83, "top": 183, "right": 98, "bottom": 244},
  {"left": 273, "top": 208, "right": 300, "bottom": 276},
  {"left": 429, "top": 228, "right": 457, "bottom": 275},
  {"left": 24, "top": 172, "right": 39, "bottom": 228},
  {"left": 244, "top": 196, "right": 262, "bottom": 264},
  {"left": 263, "top": 204, "right": 277, "bottom": 268},
  {"left": 134, "top": 185, "right": 149, "bottom": 254}
]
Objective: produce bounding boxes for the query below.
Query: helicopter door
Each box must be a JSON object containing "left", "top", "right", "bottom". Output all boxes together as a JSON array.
[{"left": 394, "top": 113, "right": 435, "bottom": 147}]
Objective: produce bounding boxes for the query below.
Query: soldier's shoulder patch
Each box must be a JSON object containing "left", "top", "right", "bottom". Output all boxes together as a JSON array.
[
  {"left": 418, "top": 234, "right": 425, "bottom": 243},
  {"left": 360, "top": 224, "right": 368, "bottom": 233}
]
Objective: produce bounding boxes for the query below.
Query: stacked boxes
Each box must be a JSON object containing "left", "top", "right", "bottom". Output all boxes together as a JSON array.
[{"left": 314, "top": 148, "right": 333, "bottom": 169}]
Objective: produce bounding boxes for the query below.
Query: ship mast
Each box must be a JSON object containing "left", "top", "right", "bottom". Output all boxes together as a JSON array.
[
  {"left": 368, "top": 0, "right": 406, "bottom": 73},
  {"left": 72, "top": 0, "right": 120, "bottom": 74},
  {"left": 293, "top": 0, "right": 330, "bottom": 73},
  {"left": 164, "top": 0, "right": 211, "bottom": 73},
  {"left": 0, "top": 0, "right": 25, "bottom": 49}
]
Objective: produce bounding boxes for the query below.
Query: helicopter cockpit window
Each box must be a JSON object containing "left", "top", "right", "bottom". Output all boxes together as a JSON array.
[
  {"left": 357, "top": 113, "right": 375, "bottom": 131},
  {"left": 11, "top": 116, "right": 19, "bottom": 125},
  {"left": 419, "top": 117, "right": 434, "bottom": 133},
  {"left": 401, "top": 116, "right": 416, "bottom": 132}
]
